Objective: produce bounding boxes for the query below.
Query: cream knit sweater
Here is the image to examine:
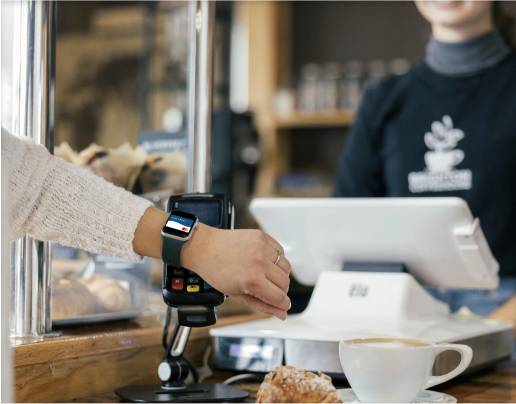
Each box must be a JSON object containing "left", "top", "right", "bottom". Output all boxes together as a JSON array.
[{"left": 2, "top": 127, "right": 152, "bottom": 261}]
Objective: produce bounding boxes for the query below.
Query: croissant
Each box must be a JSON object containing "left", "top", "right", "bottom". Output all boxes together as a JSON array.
[
  {"left": 81, "top": 274, "right": 130, "bottom": 312},
  {"left": 136, "top": 149, "right": 187, "bottom": 194},
  {"left": 79, "top": 142, "right": 147, "bottom": 191},
  {"left": 52, "top": 279, "right": 96, "bottom": 319},
  {"left": 256, "top": 366, "right": 342, "bottom": 403}
]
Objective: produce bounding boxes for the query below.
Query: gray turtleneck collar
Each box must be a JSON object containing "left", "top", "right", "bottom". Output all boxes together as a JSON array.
[{"left": 425, "top": 29, "right": 511, "bottom": 76}]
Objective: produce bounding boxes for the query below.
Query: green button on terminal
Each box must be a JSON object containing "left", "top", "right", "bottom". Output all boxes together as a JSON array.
[{"left": 204, "top": 281, "right": 213, "bottom": 289}]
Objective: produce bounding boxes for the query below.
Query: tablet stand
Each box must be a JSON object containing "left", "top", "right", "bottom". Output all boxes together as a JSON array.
[{"left": 302, "top": 271, "right": 450, "bottom": 323}]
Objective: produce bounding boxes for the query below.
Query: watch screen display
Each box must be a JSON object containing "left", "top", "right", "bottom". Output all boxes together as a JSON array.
[
  {"left": 162, "top": 210, "right": 197, "bottom": 238},
  {"left": 166, "top": 215, "right": 194, "bottom": 233}
]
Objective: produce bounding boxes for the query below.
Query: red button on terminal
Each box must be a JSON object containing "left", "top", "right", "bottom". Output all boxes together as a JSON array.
[{"left": 171, "top": 278, "right": 183, "bottom": 290}]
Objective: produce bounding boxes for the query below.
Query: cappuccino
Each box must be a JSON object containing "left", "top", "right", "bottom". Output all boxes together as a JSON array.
[
  {"left": 345, "top": 338, "right": 432, "bottom": 349},
  {"left": 339, "top": 338, "right": 472, "bottom": 403}
]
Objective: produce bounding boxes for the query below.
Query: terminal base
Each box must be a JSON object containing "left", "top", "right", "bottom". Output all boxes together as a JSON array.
[{"left": 115, "top": 383, "right": 249, "bottom": 403}]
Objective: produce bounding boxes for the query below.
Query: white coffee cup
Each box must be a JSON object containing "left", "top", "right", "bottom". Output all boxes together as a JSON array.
[{"left": 339, "top": 338, "right": 473, "bottom": 403}]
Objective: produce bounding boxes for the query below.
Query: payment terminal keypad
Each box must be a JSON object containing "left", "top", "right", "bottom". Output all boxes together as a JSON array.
[
  {"left": 171, "top": 278, "right": 183, "bottom": 290},
  {"left": 166, "top": 265, "right": 215, "bottom": 295},
  {"left": 164, "top": 262, "right": 224, "bottom": 307}
]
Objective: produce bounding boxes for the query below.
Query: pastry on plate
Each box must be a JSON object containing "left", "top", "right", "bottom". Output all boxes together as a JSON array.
[{"left": 256, "top": 365, "right": 342, "bottom": 403}]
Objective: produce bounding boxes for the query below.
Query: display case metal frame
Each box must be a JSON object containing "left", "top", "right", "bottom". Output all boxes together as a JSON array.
[{"left": 10, "top": 0, "right": 57, "bottom": 337}]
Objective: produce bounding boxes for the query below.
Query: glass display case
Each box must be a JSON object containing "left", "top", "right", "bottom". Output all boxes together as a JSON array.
[
  {"left": 48, "top": 1, "right": 196, "bottom": 325},
  {"left": 2, "top": 0, "right": 261, "bottom": 326},
  {"left": 52, "top": 245, "right": 151, "bottom": 325}
]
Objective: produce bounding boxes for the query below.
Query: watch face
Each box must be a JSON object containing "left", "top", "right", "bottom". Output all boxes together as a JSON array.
[{"left": 162, "top": 211, "right": 197, "bottom": 238}]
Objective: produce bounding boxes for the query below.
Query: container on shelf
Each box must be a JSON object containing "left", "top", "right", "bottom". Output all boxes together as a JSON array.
[
  {"left": 341, "top": 60, "right": 364, "bottom": 110},
  {"left": 298, "top": 63, "right": 321, "bottom": 114},
  {"left": 321, "top": 62, "right": 341, "bottom": 112},
  {"left": 273, "top": 88, "right": 296, "bottom": 116}
]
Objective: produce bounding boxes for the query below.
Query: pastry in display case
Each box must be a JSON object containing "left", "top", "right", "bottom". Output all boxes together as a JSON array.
[
  {"left": 52, "top": 275, "right": 131, "bottom": 320},
  {"left": 52, "top": 245, "right": 151, "bottom": 325},
  {"left": 55, "top": 141, "right": 187, "bottom": 195},
  {"left": 52, "top": 279, "right": 97, "bottom": 320},
  {"left": 79, "top": 142, "right": 147, "bottom": 191},
  {"left": 81, "top": 274, "right": 131, "bottom": 313},
  {"left": 136, "top": 150, "right": 187, "bottom": 194}
]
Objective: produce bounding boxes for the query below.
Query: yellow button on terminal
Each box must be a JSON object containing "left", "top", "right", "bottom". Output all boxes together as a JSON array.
[{"left": 187, "top": 285, "right": 200, "bottom": 292}]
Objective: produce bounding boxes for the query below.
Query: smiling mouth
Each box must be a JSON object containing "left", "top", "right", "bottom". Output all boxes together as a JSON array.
[{"left": 429, "top": 1, "right": 462, "bottom": 8}]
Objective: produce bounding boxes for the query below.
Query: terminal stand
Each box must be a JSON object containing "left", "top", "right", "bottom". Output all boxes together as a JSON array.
[{"left": 115, "top": 308, "right": 249, "bottom": 403}]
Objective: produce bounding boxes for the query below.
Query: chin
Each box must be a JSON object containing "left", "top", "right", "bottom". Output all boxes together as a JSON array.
[{"left": 415, "top": 0, "right": 492, "bottom": 28}]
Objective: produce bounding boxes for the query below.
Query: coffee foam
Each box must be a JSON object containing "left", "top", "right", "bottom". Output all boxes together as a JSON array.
[{"left": 345, "top": 338, "right": 432, "bottom": 348}]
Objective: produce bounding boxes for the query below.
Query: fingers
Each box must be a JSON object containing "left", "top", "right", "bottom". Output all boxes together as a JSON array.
[
  {"left": 244, "top": 272, "right": 291, "bottom": 312},
  {"left": 264, "top": 243, "right": 291, "bottom": 275},
  {"left": 264, "top": 233, "right": 284, "bottom": 256},
  {"left": 266, "top": 264, "right": 290, "bottom": 293},
  {"left": 233, "top": 294, "right": 287, "bottom": 321}
]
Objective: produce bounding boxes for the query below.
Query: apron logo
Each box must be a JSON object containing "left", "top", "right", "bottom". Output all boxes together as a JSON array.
[{"left": 408, "top": 115, "right": 472, "bottom": 193}]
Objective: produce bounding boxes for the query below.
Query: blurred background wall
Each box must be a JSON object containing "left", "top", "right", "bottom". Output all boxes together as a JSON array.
[
  {"left": 4, "top": 0, "right": 514, "bottom": 314},
  {"left": 51, "top": 0, "right": 516, "bottom": 227}
]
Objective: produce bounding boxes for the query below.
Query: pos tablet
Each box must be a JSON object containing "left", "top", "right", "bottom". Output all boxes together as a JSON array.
[{"left": 249, "top": 197, "right": 499, "bottom": 290}]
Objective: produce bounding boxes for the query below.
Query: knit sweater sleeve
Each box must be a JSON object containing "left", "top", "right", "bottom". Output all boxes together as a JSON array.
[{"left": 2, "top": 127, "right": 153, "bottom": 261}]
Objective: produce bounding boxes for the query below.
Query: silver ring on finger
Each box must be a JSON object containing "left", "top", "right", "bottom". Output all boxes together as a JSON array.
[{"left": 274, "top": 251, "right": 282, "bottom": 266}]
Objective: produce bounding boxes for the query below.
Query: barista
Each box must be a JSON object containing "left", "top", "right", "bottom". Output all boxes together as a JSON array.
[{"left": 334, "top": 1, "right": 516, "bottom": 317}]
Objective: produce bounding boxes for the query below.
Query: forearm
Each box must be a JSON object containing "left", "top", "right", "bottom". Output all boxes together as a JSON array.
[
  {"left": 132, "top": 206, "right": 168, "bottom": 259},
  {"left": 3, "top": 129, "right": 291, "bottom": 319},
  {"left": 3, "top": 128, "right": 152, "bottom": 260}
]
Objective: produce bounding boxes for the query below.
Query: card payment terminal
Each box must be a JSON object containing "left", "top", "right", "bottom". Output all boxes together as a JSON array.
[{"left": 163, "top": 193, "right": 234, "bottom": 327}]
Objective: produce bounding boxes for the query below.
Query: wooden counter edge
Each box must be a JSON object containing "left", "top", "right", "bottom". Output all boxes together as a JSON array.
[{"left": 13, "top": 313, "right": 270, "bottom": 367}]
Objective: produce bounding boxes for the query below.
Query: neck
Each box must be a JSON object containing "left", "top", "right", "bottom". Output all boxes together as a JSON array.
[
  {"left": 432, "top": 16, "right": 493, "bottom": 43},
  {"left": 425, "top": 28, "right": 511, "bottom": 76}
]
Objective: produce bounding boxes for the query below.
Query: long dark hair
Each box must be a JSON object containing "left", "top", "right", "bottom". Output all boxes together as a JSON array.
[{"left": 493, "top": 1, "right": 515, "bottom": 49}]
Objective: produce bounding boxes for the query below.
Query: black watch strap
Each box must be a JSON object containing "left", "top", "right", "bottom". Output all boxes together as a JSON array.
[{"left": 162, "top": 236, "right": 185, "bottom": 268}]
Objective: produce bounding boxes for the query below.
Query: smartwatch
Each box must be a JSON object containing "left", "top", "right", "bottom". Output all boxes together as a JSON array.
[{"left": 161, "top": 210, "right": 199, "bottom": 268}]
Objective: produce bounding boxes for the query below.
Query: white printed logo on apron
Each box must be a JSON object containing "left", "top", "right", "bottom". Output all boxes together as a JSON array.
[{"left": 408, "top": 115, "right": 472, "bottom": 193}]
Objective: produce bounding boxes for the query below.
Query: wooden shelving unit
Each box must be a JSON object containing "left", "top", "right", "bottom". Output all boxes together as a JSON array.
[
  {"left": 244, "top": 2, "right": 356, "bottom": 197},
  {"left": 274, "top": 109, "right": 356, "bottom": 130}
]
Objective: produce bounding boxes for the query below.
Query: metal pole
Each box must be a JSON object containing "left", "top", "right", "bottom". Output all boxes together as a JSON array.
[
  {"left": 187, "top": 0, "right": 215, "bottom": 193},
  {"left": 10, "top": 0, "right": 56, "bottom": 337},
  {"left": 169, "top": 0, "right": 215, "bottom": 355}
]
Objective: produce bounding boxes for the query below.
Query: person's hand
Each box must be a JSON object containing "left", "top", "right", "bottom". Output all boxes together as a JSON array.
[
  {"left": 181, "top": 224, "right": 291, "bottom": 320},
  {"left": 132, "top": 208, "right": 291, "bottom": 320}
]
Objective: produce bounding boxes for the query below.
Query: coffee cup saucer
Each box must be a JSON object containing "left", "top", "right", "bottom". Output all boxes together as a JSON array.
[{"left": 337, "top": 388, "right": 457, "bottom": 403}]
